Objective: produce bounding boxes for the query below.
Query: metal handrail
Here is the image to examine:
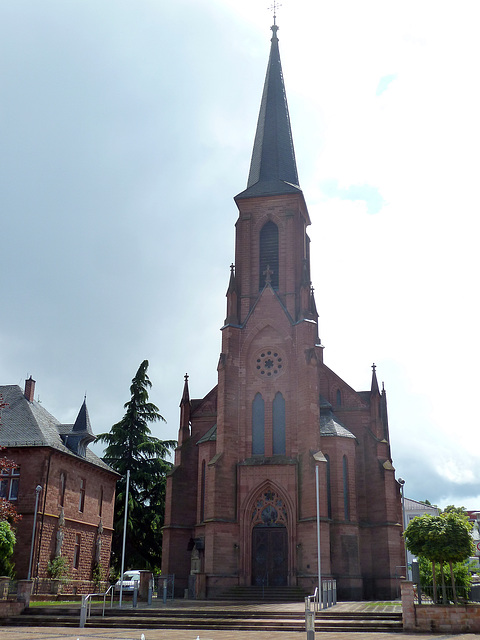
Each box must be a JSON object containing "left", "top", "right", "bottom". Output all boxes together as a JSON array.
[{"left": 80, "top": 585, "right": 117, "bottom": 627}]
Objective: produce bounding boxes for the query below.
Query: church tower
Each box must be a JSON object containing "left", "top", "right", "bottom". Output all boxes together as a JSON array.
[{"left": 162, "top": 21, "right": 404, "bottom": 601}]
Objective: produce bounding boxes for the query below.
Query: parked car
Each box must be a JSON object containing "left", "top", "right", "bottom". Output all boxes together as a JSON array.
[{"left": 115, "top": 570, "right": 141, "bottom": 591}]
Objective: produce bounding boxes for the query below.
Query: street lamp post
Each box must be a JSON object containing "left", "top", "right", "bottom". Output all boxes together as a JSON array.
[
  {"left": 398, "top": 478, "right": 408, "bottom": 579},
  {"left": 27, "top": 485, "right": 42, "bottom": 581},
  {"left": 119, "top": 469, "right": 130, "bottom": 608},
  {"left": 313, "top": 451, "right": 327, "bottom": 609}
]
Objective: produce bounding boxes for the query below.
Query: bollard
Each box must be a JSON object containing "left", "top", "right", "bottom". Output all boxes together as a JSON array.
[
  {"left": 79, "top": 595, "right": 87, "bottom": 628},
  {"left": 133, "top": 580, "right": 138, "bottom": 608},
  {"left": 305, "top": 607, "right": 315, "bottom": 640},
  {"left": 163, "top": 578, "right": 167, "bottom": 604}
]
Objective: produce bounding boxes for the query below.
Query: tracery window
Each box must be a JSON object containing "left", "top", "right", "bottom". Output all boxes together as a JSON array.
[{"left": 252, "top": 489, "right": 287, "bottom": 527}]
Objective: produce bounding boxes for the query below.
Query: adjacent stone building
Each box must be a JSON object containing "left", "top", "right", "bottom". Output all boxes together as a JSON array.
[
  {"left": 0, "top": 378, "right": 118, "bottom": 593},
  {"left": 162, "top": 23, "right": 405, "bottom": 600}
]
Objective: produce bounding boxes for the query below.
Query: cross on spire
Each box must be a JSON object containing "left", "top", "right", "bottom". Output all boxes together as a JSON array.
[{"left": 268, "top": 1, "right": 282, "bottom": 25}]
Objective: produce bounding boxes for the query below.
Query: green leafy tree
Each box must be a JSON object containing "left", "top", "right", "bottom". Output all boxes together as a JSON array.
[
  {"left": 442, "top": 504, "right": 468, "bottom": 516},
  {"left": 0, "top": 395, "right": 21, "bottom": 524},
  {"left": 418, "top": 556, "right": 472, "bottom": 596},
  {"left": 0, "top": 520, "right": 16, "bottom": 577},
  {"left": 404, "top": 512, "right": 474, "bottom": 604},
  {"left": 97, "top": 361, "right": 176, "bottom": 571}
]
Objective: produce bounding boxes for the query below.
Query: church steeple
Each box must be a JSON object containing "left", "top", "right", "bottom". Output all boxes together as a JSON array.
[{"left": 236, "top": 23, "right": 301, "bottom": 200}]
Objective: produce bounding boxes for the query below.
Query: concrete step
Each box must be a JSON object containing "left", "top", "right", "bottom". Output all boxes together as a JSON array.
[
  {"left": 219, "top": 586, "right": 307, "bottom": 601},
  {"left": 0, "top": 605, "right": 403, "bottom": 632}
]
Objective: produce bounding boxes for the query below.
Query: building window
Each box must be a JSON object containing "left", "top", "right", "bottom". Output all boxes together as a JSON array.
[
  {"left": 98, "top": 486, "right": 103, "bottom": 517},
  {"left": 79, "top": 479, "right": 86, "bottom": 513},
  {"left": 0, "top": 467, "right": 20, "bottom": 501},
  {"left": 259, "top": 221, "right": 279, "bottom": 290},
  {"left": 272, "top": 392, "right": 286, "bottom": 455},
  {"left": 336, "top": 389, "right": 342, "bottom": 407},
  {"left": 59, "top": 472, "right": 66, "bottom": 507},
  {"left": 343, "top": 455, "right": 350, "bottom": 521},
  {"left": 200, "top": 461, "right": 206, "bottom": 523},
  {"left": 325, "top": 454, "right": 332, "bottom": 519},
  {"left": 73, "top": 534, "right": 81, "bottom": 569},
  {"left": 252, "top": 393, "right": 265, "bottom": 455}
]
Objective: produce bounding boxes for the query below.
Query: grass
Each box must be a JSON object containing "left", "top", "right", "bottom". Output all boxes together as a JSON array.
[{"left": 29, "top": 600, "right": 103, "bottom": 607}]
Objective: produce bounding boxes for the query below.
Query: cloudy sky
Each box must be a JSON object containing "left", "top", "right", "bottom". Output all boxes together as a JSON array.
[{"left": 1, "top": 0, "right": 479, "bottom": 510}]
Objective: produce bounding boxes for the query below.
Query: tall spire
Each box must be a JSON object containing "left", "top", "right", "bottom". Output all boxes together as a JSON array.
[{"left": 236, "top": 22, "right": 301, "bottom": 200}]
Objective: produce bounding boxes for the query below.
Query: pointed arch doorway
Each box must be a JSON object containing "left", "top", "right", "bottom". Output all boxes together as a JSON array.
[{"left": 251, "top": 488, "right": 288, "bottom": 586}]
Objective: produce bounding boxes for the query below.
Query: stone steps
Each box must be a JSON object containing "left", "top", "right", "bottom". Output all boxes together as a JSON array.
[
  {"left": 1, "top": 605, "right": 404, "bottom": 632},
  {"left": 220, "top": 585, "right": 307, "bottom": 601}
]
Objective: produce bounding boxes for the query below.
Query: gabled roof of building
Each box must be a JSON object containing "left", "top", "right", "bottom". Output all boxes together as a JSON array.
[
  {"left": 0, "top": 384, "right": 115, "bottom": 474},
  {"left": 235, "top": 24, "right": 301, "bottom": 200}
]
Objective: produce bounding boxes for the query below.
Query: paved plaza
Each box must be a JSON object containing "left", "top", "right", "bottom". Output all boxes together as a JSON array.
[
  {"left": 0, "top": 628, "right": 479, "bottom": 640},
  {"left": 0, "top": 601, "right": 478, "bottom": 640}
]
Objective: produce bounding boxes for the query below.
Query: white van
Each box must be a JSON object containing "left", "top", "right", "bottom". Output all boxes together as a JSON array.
[{"left": 115, "top": 570, "right": 141, "bottom": 591}]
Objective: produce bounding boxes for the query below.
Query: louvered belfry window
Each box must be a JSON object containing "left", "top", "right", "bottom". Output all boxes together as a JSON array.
[{"left": 259, "top": 221, "right": 279, "bottom": 290}]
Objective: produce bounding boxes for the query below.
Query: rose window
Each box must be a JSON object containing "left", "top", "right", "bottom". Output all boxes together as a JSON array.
[{"left": 255, "top": 350, "right": 284, "bottom": 377}]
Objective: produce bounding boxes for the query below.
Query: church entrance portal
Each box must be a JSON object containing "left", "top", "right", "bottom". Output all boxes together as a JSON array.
[{"left": 252, "top": 526, "right": 288, "bottom": 586}]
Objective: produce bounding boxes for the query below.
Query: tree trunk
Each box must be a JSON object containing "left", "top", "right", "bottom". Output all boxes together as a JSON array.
[
  {"left": 440, "top": 561, "right": 447, "bottom": 603},
  {"left": 449, "top": 560, "right": 458, "bottom": 605},
  {"left": 432, "top": 561, "right": 437, "bottom": 604}
]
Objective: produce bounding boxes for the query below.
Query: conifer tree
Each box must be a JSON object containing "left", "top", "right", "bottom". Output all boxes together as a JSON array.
[{"left": 97, "top": 361, "right": 176, "bottom": 571}]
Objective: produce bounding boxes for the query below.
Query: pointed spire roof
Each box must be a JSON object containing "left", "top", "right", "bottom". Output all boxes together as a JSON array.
[
  {"left": 371, "top": 363, "right": 380, "bottom": 395},
  {"left": 180, "top": 373, "right": 190, "bottom": 406},
  {"left": 236, "top": 24, "right": 301, "bottom": 200},
  {"left": 73, "top": 397, "right": 94, "bottom": 435}
]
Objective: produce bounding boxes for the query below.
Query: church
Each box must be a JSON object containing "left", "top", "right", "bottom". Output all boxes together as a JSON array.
[{"left": 162, "top": 20, "right": 404, "bottom": 601}]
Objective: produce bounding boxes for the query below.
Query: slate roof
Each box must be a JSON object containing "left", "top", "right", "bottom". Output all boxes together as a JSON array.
[
  {"left": 196, "top": 423, "right": 217, "bottom": 445},
  {"left": 319, "top": 395, "right": 356, "bottom": 440},
  {"left": 0, "top": 384, "right": 115, "bottom": 474},
  {"left": 236, "top": 25, "right": 301, "bottom": 200}
]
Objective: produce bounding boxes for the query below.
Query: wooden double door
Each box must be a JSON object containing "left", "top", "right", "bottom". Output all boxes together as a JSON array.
[{"left": 251, "top": 526, "right": 288, "bottom": 586}]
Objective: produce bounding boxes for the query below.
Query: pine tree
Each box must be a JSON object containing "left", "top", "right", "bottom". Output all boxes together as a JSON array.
[{"left": 97, "top": 361, "right": 176, "bottom": 571}]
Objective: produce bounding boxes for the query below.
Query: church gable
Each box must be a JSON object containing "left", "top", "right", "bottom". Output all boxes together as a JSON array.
[{"left": 319, "top": 364, "right": 369, "bottom": 410}]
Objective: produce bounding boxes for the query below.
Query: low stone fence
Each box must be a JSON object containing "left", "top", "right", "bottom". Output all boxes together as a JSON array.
[
  {"left": 401, "top": 581, "right": 480, "bottom": 633},
  {"left": 0, "top": 579, "right": 32, "bottom": 618}
]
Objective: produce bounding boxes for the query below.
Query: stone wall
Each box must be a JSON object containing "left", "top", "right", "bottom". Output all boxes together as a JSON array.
[{"left": 401, "top": 581, "right": 480, "bottom": 633}]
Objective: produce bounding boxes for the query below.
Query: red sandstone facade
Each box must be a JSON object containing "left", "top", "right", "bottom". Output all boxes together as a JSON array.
[
  {"left": 0, "top": 380, "right": 117, "bottom": 593},
  {"left": 162, "top": 24, "right": 404, "bottom": 600}
]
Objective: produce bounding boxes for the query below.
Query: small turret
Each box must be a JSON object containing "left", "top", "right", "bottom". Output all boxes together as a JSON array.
[
  {"left": 224, "top": 264, "right": 239, "bottom": 326},
  {"left": 178, "top": 373, "right": 191, "bottom": 445}
]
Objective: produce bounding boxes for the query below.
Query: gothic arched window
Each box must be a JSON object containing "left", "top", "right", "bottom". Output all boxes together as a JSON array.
[
  {"left": 200, "top": 460, "right": 206, "bottom": 522},
  {"left": 259, "top": 221, "right": 279, "bottom": 290},
  {"left": 252, "top": 393, "right": 265, "bottom": 455},
  {"left": 343, "top": 455, "right": 350, "bottom": 521},
  {"left": 336, "top": 389, "right": 342, "bottom": 407},
  {"left": 325, "top": 454, "right": 332, "bottom": 519},
  {"left": 272, "top": 392, "right": 286, "bottom": 455}
]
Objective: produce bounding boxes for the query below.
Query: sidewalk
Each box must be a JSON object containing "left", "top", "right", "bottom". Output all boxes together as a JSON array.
[
  {"left": 0, "top": 600, "right": 477, "bottom": 640},
  {"left": 0, "top": 628, "right": 479, "bottom": 640}
]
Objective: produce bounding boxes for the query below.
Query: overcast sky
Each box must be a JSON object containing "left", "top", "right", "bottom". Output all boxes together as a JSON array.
[{"left": 1, "top": 0, "right": 479, "bottom": 510}]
